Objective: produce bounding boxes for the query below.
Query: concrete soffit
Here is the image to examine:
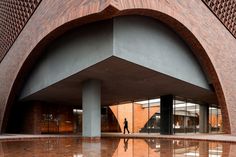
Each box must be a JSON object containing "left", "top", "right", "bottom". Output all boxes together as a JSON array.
[{"left": 20, "top": 16, "right": 213, "bottom": 106}]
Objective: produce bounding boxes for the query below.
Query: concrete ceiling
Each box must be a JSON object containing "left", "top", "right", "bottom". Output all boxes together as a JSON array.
[{"left": 21, "top": 56, "right": 217, "bottom": 107}]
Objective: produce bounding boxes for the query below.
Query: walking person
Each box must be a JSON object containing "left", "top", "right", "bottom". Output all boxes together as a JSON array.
[{"left": 123, "top": 118, "right": 130, "bottom": 134}]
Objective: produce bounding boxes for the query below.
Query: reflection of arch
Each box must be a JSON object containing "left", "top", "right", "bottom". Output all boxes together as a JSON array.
[{"left": 0, "top": 1, "right": 232, "bottom": 134}]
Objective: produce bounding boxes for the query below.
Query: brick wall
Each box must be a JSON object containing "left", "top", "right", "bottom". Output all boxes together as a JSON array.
[{"left": 0, "top": 0, "right": 42, "bottom": 61}]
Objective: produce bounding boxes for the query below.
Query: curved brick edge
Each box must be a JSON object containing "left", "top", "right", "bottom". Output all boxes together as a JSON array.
[{"left": 0, "top": 0, "right": 235, "bottom": 134}]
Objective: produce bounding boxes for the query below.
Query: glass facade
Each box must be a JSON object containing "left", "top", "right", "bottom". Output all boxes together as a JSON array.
[
  {"left": 135, "top": 99, "right": 160, "bottom": 133},
  {"left": 107, "top": 99, "right": 161, "bottom": 133},
  {"left": 173, "top": 99, "right": 200, "bottom": 133},
  {"left": 133, "top": 101, "right": 149, "bottom": 133},
  {"left": 209, "top": 105, "right": 223, "bottom": 133},
  {"left": 37, "top": 97, "right": 223, "bottom": 134},
  {"left": 40, "top": 105, "right": 77, "bottom": 134},
  {"left": 103, "top": 97, "right": 223, "bottom": 134}
]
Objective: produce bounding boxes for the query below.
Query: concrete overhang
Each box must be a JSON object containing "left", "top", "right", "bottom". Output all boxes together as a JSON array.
[
  {"left": 21, "top": 56, "right": 216, "bottom": 106},
  {"left": 19, "top": 16, "right": 216, "bottom": 105}
]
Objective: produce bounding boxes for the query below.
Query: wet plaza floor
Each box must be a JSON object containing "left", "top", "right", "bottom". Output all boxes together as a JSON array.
[{"left": 0, "top": 137, "right": 234, "bottom": 157}]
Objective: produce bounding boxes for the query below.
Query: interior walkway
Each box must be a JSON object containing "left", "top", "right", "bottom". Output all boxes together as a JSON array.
[
  {"left": 102, "top": 133, "right": 234, "bottom": 143},
  {"left": 0, "top": 133, "right": 235, "bottom": 143}
]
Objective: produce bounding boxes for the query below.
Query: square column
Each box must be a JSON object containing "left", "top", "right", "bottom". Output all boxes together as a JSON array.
[
  {"left": 82, "top": 80, "right": 101, "bottom": 137},
  {"left": 199, "top": 104, "right": 209, "bottom": 133},
  {"left": 160, "top": 95, "right": 173, "bottom": 135}
]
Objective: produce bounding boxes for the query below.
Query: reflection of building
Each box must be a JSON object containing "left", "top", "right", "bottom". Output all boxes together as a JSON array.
[
  {"left": 0, "top": 137, "right": 229, "bottom": 156},
  {"left": 0, "top": 1, "right": 235, "bottom": 137}
]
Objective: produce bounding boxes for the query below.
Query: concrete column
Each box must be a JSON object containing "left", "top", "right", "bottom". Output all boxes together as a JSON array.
[
  {"left": 82, "top": 79, "right": 101, "bottom": 137},
  {"left": 160, "top": 95, "right": 173, "bottom": 135},
  {"left": 199, "top": 104, "right": 209, "bottom": 133}
]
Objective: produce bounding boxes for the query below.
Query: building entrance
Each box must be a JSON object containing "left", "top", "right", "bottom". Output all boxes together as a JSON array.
[
  {"left": 101, "top": 97, "right": 223, "bottom": 134},
  {"left": 6, "top": 97, "right": 222, "bottom": 135},
  {"left": 6, "top": 16, "right": 222, "bottom": 136}
]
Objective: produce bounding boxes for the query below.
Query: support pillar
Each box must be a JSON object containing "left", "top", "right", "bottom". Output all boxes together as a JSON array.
[
  {"left": 82, "top": 79, "right": 101, "bottom": 137},
  {"left": 199, "top": 104, "right": 209, "bottom": 133},
  {"left": 160, "top": 95, "right": 173, "bottom": 135}
]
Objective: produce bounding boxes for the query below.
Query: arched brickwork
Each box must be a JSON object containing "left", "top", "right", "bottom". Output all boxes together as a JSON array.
[{"left": 0, "top": 0, "right": 235, "bottom": 134}]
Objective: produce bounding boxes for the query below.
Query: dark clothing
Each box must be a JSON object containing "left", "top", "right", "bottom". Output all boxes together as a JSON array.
[
  {"left": 124, "top": 126, "right": 130, "bottom": 134},
  {"left": 124, "top": 138, "right": 129, "bottom": 151},
  {"left": 124, "top": 120, "right": 128, "bottom": 128},
  {"left": 124, "top": 119, "right": 130, "bottom": 134}
]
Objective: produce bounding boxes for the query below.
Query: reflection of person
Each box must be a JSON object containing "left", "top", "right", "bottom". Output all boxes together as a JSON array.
[
  {"left": 124, "top": 118, "right": 130, "bottom": 134},
  {"left": 124, "top": 138, "right": 129, "bottom": 152}
]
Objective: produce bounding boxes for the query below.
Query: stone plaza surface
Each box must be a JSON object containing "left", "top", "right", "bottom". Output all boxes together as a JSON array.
[
  {"left": 0, "top": 133, "right": 235, "bottom": 142},
  {"left": 1, "top": 0, "right": 236, "bottom": 136},
  {"left": 0, "top": 134, "right": 235, "bottom": 156}
]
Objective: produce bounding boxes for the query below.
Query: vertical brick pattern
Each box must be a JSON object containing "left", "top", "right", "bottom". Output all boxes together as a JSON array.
[
  {"left": 0, "top": 0, "right": 42, "bottom": 61},
  {"left": 202, "top": 0, "right": 236, "bottom": 38}
]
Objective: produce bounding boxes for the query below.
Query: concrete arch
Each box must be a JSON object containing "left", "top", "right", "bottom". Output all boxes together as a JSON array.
[{"left": 0, "top": 0, "right": 234, "bottom": 134}]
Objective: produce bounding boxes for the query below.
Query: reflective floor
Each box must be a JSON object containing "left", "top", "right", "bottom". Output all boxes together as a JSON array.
[{"left": 0, "top": 137, "right": 234, "bottom": 157}]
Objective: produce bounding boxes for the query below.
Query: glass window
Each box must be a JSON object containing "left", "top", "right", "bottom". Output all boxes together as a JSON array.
[
  {"left": 218, "top": 109, "right": 222, "bottom": 132},
  {"left": 117, "top": 103, "right": 133, "bottom": 134},
  {"left": 173, "top": 98, "right": 200, "bottom": 134},
  {"left": 133, "top": 100, "right": 149, "bottom": 133},
  {"left": 186, "top": 102, "right": 196, "bottom": 133},
  {"left": 101, "top": 97, "right": 223, "bottom": 135},
  {"left": 173, "top": 99, "right": 187, "bottom": 133},
  {"left": 73, "top": 109, "right": 82, "bottom": 133},
  {"left": 195, "top": 104, "right": 200, "bottom": 133},
  {"left": 40, "top": 105, "right": 74, "bottom": 134},
  {"left": 148, "top": 99, "right": 161, "bottom": 133},
  {"left": 209, "top": 106, "right": 218, "bottom": 133}
]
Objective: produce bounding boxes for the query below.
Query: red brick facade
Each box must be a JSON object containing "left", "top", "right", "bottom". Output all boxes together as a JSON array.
[
  {"left": 202, "top": 0, "right": 236, "bottom": 38},
  {"left": 0, "top": 0, "right": 42, "bottom": 61},
  {"left": 0, "top": 0, "right": 235, "bottom": 134}
]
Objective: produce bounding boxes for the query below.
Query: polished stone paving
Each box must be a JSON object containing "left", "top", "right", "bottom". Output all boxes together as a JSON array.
[
  {"left": 0, "top": 137, "right": 235, "bottom": 157},
  {"left": 1, "top": 133, "right": 236, "bottom": 143},
  {"left": 103, "top": 133, "right": 236, "bottom": 143}
]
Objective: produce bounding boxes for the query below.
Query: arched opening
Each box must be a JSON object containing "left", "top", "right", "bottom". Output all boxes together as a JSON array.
[{"left": 5, "top": 15, "right": 223, "bottom": 135}]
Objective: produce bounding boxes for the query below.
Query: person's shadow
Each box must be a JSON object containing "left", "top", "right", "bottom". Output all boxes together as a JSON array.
[{"left": 124, "top": 138, "right": 129, "bottom": 152}]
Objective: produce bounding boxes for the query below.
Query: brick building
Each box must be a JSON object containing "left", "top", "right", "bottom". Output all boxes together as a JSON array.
[{"left": 0, "top": 0, "right": 235, "bottom": 137}]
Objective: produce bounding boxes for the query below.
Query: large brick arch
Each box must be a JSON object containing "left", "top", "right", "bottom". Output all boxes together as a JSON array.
[{"left": 0, "top": 0, "right": 235, "bottom": 134}]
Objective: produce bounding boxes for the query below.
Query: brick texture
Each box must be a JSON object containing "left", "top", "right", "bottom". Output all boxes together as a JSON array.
[
  {"left": 0, "top": 0, "right": 42, "bottom": 62},
  {"left": 0, "top": 0, "right": 235, "bottom": 134},
  {"left": 202, "top": 0, "right": 236, "bottom": 38}
]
